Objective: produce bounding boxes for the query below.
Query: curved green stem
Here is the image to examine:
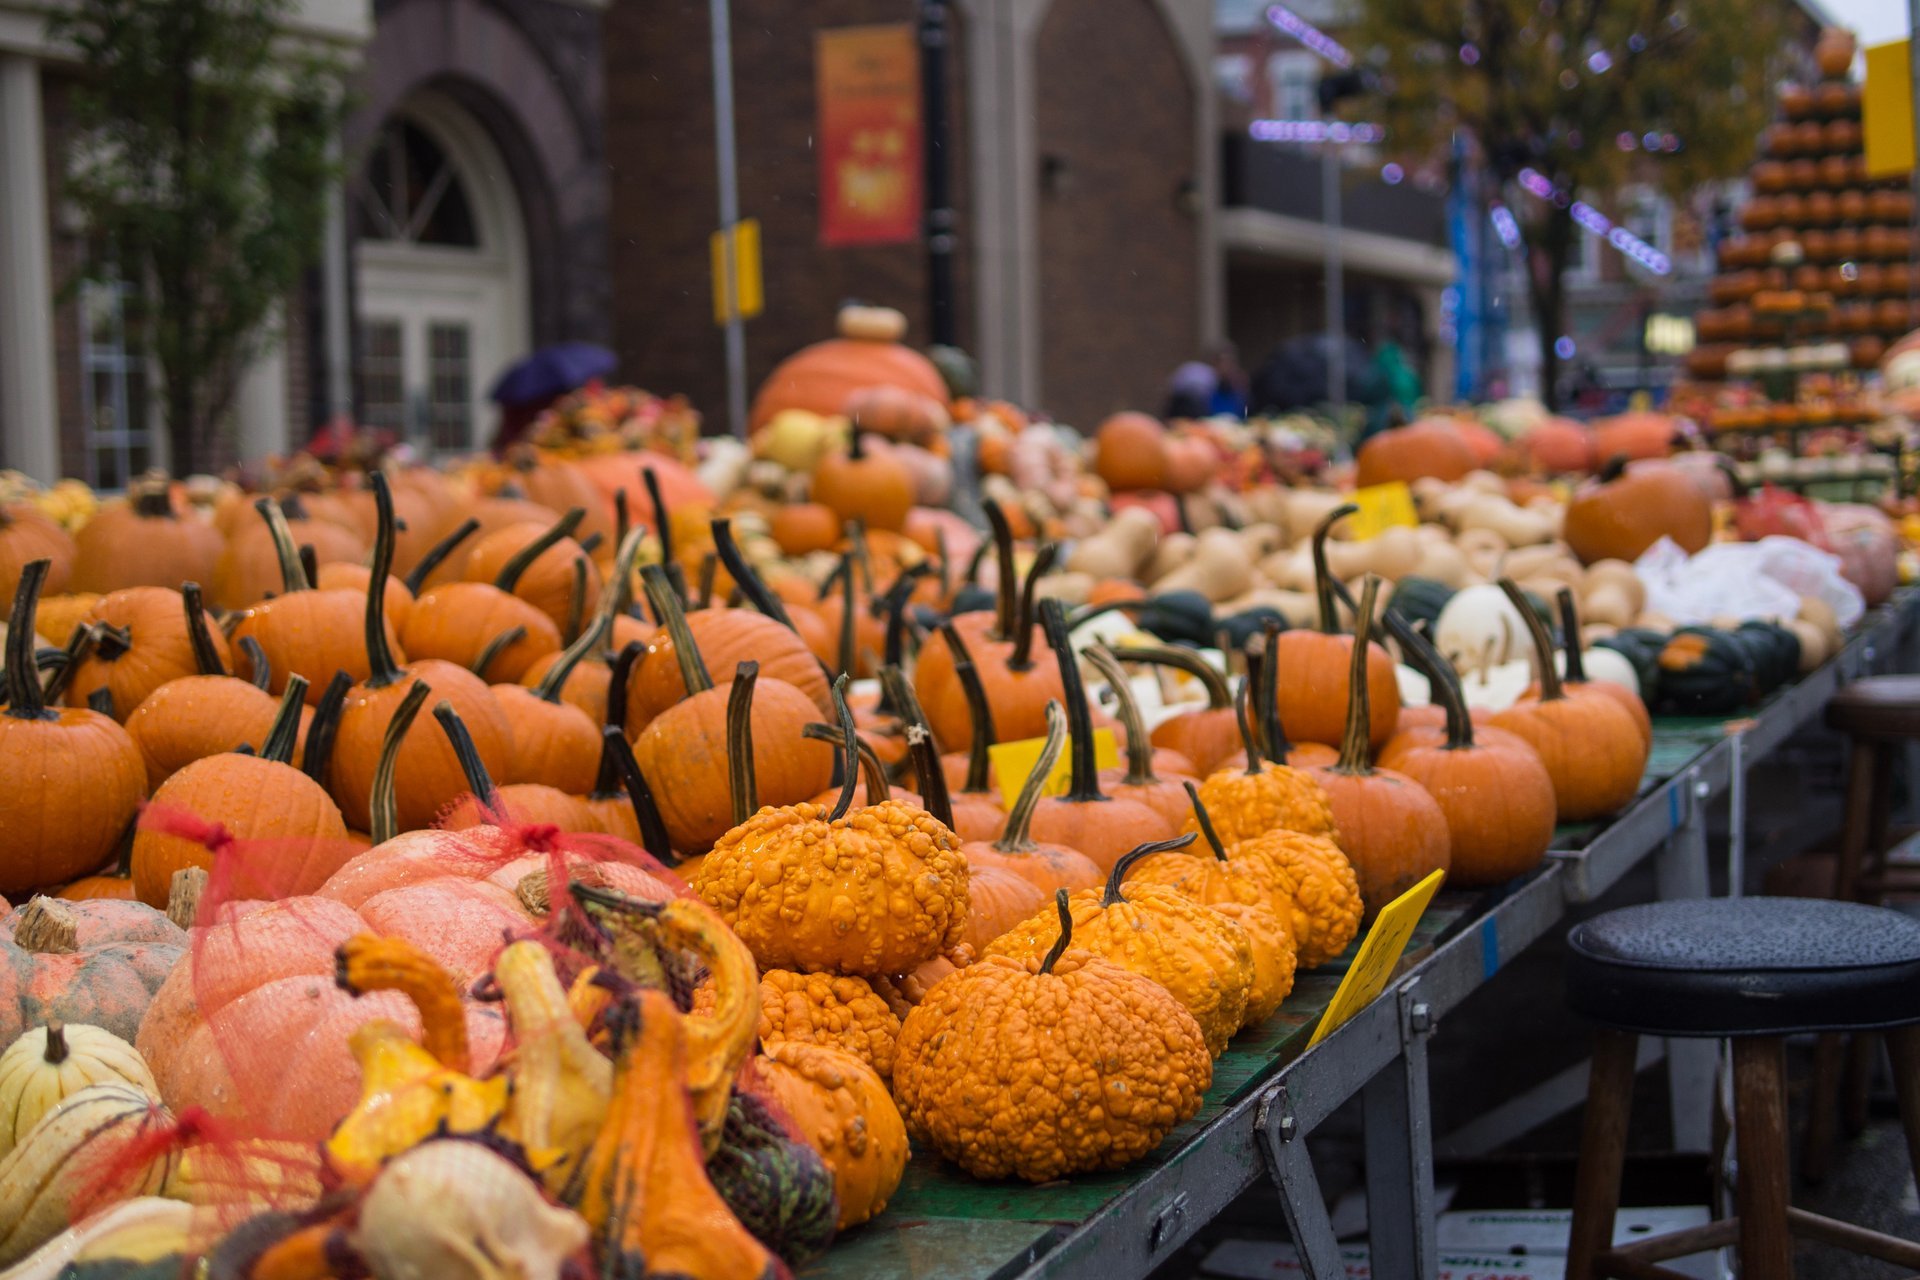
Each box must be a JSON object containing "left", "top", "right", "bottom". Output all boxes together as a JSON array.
[
  {"left": 710, "top": 518, "right": 796, "bottom": 630},
  {"left": 433, "top": 698, "right": 499, "bottom": 813},
  {"left": 1101, "top": 833, "right": 1196, "bottom": 907},
  {"left": 1184, "top": 782, "right": 1230, "bottom": 862},
  {"left": 259, "top": 675, "right": 309, "bottom": 765},
  {"left": 1331, "top": 575, "right": 1382, "bottom": 775},
  {"left": 589, "top": 641, "right": 644, "bottom": 800},
  {"left": 641, "top": 563, "right": 711, "bottom": 694},
  {"left": 885, "top": 664, "right": 952, "bottom": 828},
  {"left": 255, "top": 498, "right": 310, "bottom": 594},
  {"left": 1258, "top": 619, "right": 1294, "bottom": 765},
  {"left": 726, "top": 660, "right": 759, "bottom": 826},
  {"left": 181, "top": 582, "right": 226, "bottom": 677},
  {"left": 369, "top": 681, "right": 431, "bottom": 843},
  {"left": 1311, "top": 503, "right": 1358, "bottom": 634},
  {"left": 304, "top": 671, "right": 351, "bottom": 784},
  {"left": 471, "top": 627, "right": 526, "bottom": 681},
  {"left": 1113, "top": 643, "right": 1231, "bottom": 710},
  {"left": 1007, "top": 542, "right": 1057, "bottom": 673},
  {"left": 494, "top": 509, "right": 584, "bottom": 593},
  {"left": 606, "top": 726, "right": 678, "bottom": 864},
  {"left": 364, "top": 474, "right": 406, "bottom": 687},
  {"left": 403, "top": 518, "right": 479, "bottom": 594},
  {"left": 826, "top": 674, "right": 859, "bottom": 821},
  {"left": 236, "top": 636, "right": 270, "bottom": 690},
  {"left": 1085, "top": 645, "right": 1154, "bottom": 785},
  {"left": 642, "top": 468, "right": 674, "bottom": 577},
  {"left": 1499, "top": 577, "right": 1563, "bottom": 702},
  {"left": 1557, "top": 588, "right": 1587, "bottom": 684},
  {"left": 1040, "top": 597, "right": 1106, "bottom": 805},
  {"left": 5, "top": 560, "right": 50, "bottom": 720},
  {"left": 1039, "top": 889, "right": 1074, "bottom": 975},
  {"left": 1382, "top": 606, "right": 1473, "bottom": 750},
  {"left": 943, "top": 622, "right": 997, "bottom": 795},
  {"left": 982, "top": 500, "right": 1017, "bottom": 640},
  {"left": 872, "top": 565, "right": 931, "bottom": 715},
  {"left": 836, "top": 549, "right": 858, "bottom": 680},
  {"left": 563, "top": 557, "right": 589, "bottom": 645},
  {"left": 1233, "top": 677, "right": 1262, "bottom": 776},
  {"left": 994, "top": 699, "right": 1065, "bottom": 855}
]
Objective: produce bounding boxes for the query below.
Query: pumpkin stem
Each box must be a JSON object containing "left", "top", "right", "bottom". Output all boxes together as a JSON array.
[
  {"left": 726, "top": 660, "right": 759, "bottom": 826},
  {"left": 130, "top": 480, "right": 175, "bottom": 519},
  {"left": 403, "top": 517, "right": 480, "bottom": 594},
  {"left": 298, "top": 545, "right": 320, "bottom": 594},
  {"left": 1311, "top": 503, "right": 1359, "bottom": 634},
  {"left": 433, "top": 698, "right": 500, "bottom": 817},
  {"left": 995, "top": 699, "right": 1064, "bottom": 854},
  {"left": 1085, "top": 645, "right": 1155, "bottom": 785},
  {"left": 1556, "top": 588, "right": 1588, "bottom": 684},
  {"left": 886, "top": 664, "right": 953, "bottom": 828},
  {"left": 1380, "top": 607, "right": 1474, "bottom": 750},
  {"left": 641, "top": 564, "right": 711, "bottom": 694},
  {"left": 471, "top": 627, "right": 526, "bottom": 681},
  {"left": 710, "top": 518, "right": 796, "bottom": 631},
  {"left": 1113, "top": 643, "right": 1232, "bottom": 710},
  {"left": 943, "top": 622, "right": 997, "bottom": 793},
  {"left": 694, "top": 551, "right": 718, "bottom": 611},
  {"left": 259, "top": 675, "right": 309, "bottom": 765},
  {"left": 369, "top": 681, "right": 431, "bottom": 844},
  {"left": 589, "top": 641, "right": 644, "bottom": 801},
  {"left": 872, "top": 565, "right": 930, "bottom": 714},
  {"left": 982, "top": 500, "right": 1017, "bottom": 641},
  {"left": 172, "top": 581, "right": 226, "bottom": 678},
  {"left": 364, "top": 474, "right": 406, "bottom": 688},
  {"left": 1258, "top": 620, "right": 1295, "bottom": 764},
  {"left": 933, "top": 523, "right": 952, "bottom": 606},
  {"left": 13, "top": 896, "right": 78, "bottom": 953},
  {"left": 577, "top": 531, "right": 604, "bottom": 558},
  {"left": 1332, "top": 575, "right": 1382, "bottom": 775},
  {"left": 41, "top": 1020, "right": 68, "bottom": 1065},
  {"left": 563, "top": 557, "right": 589, "bottom": 644},
  {"left": 495, "top": 508, "right": 585, "bottom": 593},
  {"left": 1101, "top": 833, "right": 1196, "bottom": 907},
  {"left": 1598, "top": 453, "right": 1630, "bottom": 484},
  {"left": 305, "top": 671, "right": 352, "bottom": 785},
  {"left": 1500, "top": 577, "right": 1564, "bottom": 702},
  {"left": 253, "top": 498, "right": 311, "bottom": 595},
  {"left": 87, "top": 686, "right": 114, "bottom": 717},
  {"left": 605, "top": 726, "right": 679, "bottom": 865},
  {"left": 826, "top": 674, "right": 859, "bottom": 821},
  {"left": 641, "top": 467, "right": 675, "bottom": 583},
  {"left": 4, "top": 560, "right": 51, "bottom": 720},
  {"left": 236, "top": 636, "right": 270, "bottom": 690},
  {"left": 1184, "top": 781, "right": 1231, "bottom": 862},
  {"left": 1007, "top": 542, "right": 1057, "bottom": 673},
  {"left": 1038, "top": 889, "right": 1074, "bottom": 975},
  {"left": 537, "top": 529, "right": 643, "bottom": 705},
  {"left": 836, "top": 548, "right": 858, "bottom": 679},
  {"left": 961, "top": 537, "right": 992, "bottom": 592},
  {"left": 1040, "top": 597, "right": 1107, "bottom": 805},
  {"left": 614, "top": 489, "right": 630, "bottom": 552},
  {"left": 1232, "top": 677, "right": 1262, "bottom": 777}
]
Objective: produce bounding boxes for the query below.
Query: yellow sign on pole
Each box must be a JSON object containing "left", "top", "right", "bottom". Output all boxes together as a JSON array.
[
  {"left": 1346, "top": 481, "right": 1419, "bottom": 540},
  {"left": 989, "top": 729, "right": 1119, "bottom": 811},
  {"left": 1864, "top": 40, "right": 1914, "bottom": 179},
  {"left": 1307, "top": 866, "right": 1447, "bottom": 1047},
  {"left": 709, "top": 217, "right": 764, "bottom": 325}
]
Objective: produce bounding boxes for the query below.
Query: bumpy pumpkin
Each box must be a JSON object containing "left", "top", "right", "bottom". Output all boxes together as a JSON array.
[
  {"left": 0, "top": 897, "right": 184, "bottom": 1048},
  {"left": 0, "top": 563, "right": 147, "bottom": 893},
  {"left": 986, "top": 835, "right": 1254, "bottom": 1055},
  {"left": 1184, "top": 678, "right": 1339, "bottom": 847},
  {"left": 1209, "top": 900, "right": 1296, "bottom": 1023},
  {"left": 693, "top": 676, "right": 970, "bottom": 977},
  {"left": 751, "top": 1039, "right": 909, "bottom": 1229},
  {"left": 756, "top": 969, "right": 902, "bottom": 1080},
  {"left": 894, "top": 889, "right": 1211, "bottom": 1181},
  {"left": 0, "top": 1020, "right": 158, "bottom": 1158}
]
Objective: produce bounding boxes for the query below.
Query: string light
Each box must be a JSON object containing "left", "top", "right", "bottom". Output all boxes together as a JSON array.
[
  {"left": 1514, "top": 169, "right": 1671, "bottom": 274},
  {"left": 1490, "top": 203, "right": 1523, "bottom": 249},
  {"left": 1249, "top": 120, "right": 1386, "bottom": 144},
  {"left": 1265, "top": 4, "right": 1353, "bottom": 68}
]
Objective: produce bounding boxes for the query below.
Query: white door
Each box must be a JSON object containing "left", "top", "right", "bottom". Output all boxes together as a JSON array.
[{"left": 354, "top": 93, "right": 529, "bottom": 456}]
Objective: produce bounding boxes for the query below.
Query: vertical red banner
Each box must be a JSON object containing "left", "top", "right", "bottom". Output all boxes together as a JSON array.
[{"left": 815, "top": 24, "right": 923, "bottom": 246}]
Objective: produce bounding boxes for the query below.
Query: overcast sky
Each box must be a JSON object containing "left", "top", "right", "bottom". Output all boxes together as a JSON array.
[{"left": 1821, "top": 0, "right": 1907, "bottom": 49}]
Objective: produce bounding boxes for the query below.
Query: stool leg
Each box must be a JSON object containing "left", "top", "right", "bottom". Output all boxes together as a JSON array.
[
  {"left": 1842, "top": 1032, "right": 1877, "bottom": 1138},
  {"left": 1568, "top": 1030, "right": 1637, "bottom": 1280},
  {"left": 1732, "top": 1037, "right": 1793, "bottom": 1280},
  {"left": 1887, "top": 1024, "right": 1920, "bottom": 1198},
  {"left": 1805, "top": 1033, "right": 1843, "bottom": 1183},
  {"left": 1866, "top": 744, "right": 1896, "bottom": 896},
  {"left": 1835, "top": 739, "right": 1878, "bottom": 904}
]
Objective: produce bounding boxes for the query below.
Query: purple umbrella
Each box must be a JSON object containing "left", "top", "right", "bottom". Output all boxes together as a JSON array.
[{"left": 488, "top": 342, "right": 618, "bottom": 408}]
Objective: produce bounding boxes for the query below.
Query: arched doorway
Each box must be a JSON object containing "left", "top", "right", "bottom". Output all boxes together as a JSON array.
[{"left": 354, "top": 91, "right": 530, "bottom": 455}]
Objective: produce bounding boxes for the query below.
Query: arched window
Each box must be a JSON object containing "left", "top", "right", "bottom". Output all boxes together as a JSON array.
[{"left": 354, "top": 119, "right": 481, "bottom": 249}]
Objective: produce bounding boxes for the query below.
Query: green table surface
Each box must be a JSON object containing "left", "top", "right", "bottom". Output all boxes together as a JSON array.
[{"left": 805, "top": 710, "right": 1750, "bottom": 1279}]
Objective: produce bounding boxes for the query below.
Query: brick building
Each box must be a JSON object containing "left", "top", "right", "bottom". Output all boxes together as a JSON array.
[
  {"left": 604, "top": 0, "right": 1219, "bottom": 432},
  {"left": 0, "top": 0, "right": 610, "bottom": 482}
]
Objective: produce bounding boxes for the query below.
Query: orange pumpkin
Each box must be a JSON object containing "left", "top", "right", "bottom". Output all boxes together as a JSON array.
[
  {"left": 1563, "top": 457, "right": 1712, "bottom": 565},
  {"left": 125, "top": 584, "right": 290, "bottom": 789},
  {"left": 769, "top": 503, "right": 842, "bottom": 557},
  {"left": 748, "top": 304, "right": 950, "bottom": 433},
  {"left": 230, "top": 498, "right": 391, "bottom": 706},
  {"left": 1589, "top": 410, "right": 1677, "bottom": 462},
  {"left": 846, "top": 384, "right": 948, "bottom": 444},
  {"left": 1272, "top": 506, "right": 1399, "bottom": 751},
  {"left": 812, "top": 431, "right": 915, "bottom": 534},
  {"left": 0, "top": 503, "right": 74, "bottom": 604},
  {"left": 1093, "top": 412, "right": 1169, "bottom": 492},
  {"left": 1355, "top": 419, "right": 1476, "bottom": 486},
  {"left": 66, "top": 586, "right": 231, "bottom": 722},
  {"left": 460, "top": 510, "right": 603, "bottom": 634},
  {"left": 1515, "top": 416, "right": 1596, "bottom": 474},
  {"left": 1129, "top": 643, "right": 1243, "bottom": 775},
  {"left": 71, "top": 481, "right": 223, "bottom": 594},
  {"left": 960, "top": 700, "right": 1104, "bottom": 895},
  {"left": 208, "top": 496, "right": 366, "bottom": 610}
]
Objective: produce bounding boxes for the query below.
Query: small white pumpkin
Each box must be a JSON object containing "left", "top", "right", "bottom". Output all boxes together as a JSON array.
[
  {"left": 1555, "top": 646, "right": 1642, "bottom": 697},
  {"left": 0, "top": 1022, "right": 158, "bottom": 1160},
  {"left": 0, "top": 1082, "right": 173, "bottom": 1266},
  {"left": 1459, "top": 657, "right": 1535, "bottom": 712},
  {"left": 1434, "top": 583, "right": 1532, "bottom": 676}
]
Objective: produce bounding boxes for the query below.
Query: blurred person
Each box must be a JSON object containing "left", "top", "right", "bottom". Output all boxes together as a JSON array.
[
  {"left": 1207, "top": 342, "right": 1249, "bottom": 418},
  {"left": 1163, "top": 361, "right": 1218, "bottom": 419}
]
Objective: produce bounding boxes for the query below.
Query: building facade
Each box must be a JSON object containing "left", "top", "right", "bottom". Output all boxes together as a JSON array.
[{"left": 0, "top": 0, "right": 609, "bottom": 483}]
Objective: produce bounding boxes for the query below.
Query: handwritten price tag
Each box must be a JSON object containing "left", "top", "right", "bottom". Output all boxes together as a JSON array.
[
  {"left": 1307, "top": 867, "right": 1446, "bottom": 1047},
  {"left": 1346, "top": 481, "right": 1419, "bottom": 540},
  {"left": 989, "top": 729, "right": 1119, "bottom": 811}
]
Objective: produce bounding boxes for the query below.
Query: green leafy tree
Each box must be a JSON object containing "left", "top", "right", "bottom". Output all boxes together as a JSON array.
[
  {"left": 1351, "top": 0, "right": 1787, "bottom": 404},
  {"left": 51, "top": 0, "right": 346, "bottom": 473}
]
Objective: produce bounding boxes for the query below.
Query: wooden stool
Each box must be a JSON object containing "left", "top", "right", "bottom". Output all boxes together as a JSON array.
[
  {"left": 1807, "top": 677, "right": 1920, "bottom": 1178},
  {"left": 1564, "top": 898, "right": 1920, "bottom": 1280}
]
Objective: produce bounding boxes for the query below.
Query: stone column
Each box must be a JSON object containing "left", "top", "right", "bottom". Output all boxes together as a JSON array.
[{"left": 0, "top": 54, "right": 62, "bottom": 482}]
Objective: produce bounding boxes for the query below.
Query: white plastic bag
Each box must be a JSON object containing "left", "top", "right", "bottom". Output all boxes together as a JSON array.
[{"left": 1633, "top": 536, "right": 1863, "bottom": 627}]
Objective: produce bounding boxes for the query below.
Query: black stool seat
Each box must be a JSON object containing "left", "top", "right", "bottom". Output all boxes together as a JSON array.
[
  {"left": 1827, "top": 675, "right": 1920, "bottom": 739},
  {"left": 1567, "top": 897, "right": 1920, "bottom": 1038}
]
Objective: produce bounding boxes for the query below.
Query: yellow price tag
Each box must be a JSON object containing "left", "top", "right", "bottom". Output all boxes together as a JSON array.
[
  {"left": 989, "top": 729, "right": 1118, "bottom": 812},
  {"left": 1864, "top": 40, "right": 1914, "bottom": 179},
  {"left": 709, "top": 218, "right": 764, "bottom": 324},
  {"left": 1307, "top": 867, "right": 1446, "bottom": 1047},
  {"left": 1346, "top": 481, "right": 1419, "bottom": 540}
]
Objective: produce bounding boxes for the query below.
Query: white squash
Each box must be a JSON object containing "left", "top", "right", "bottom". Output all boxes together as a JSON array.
[
  {"left": 0, "top": 1023, "right": 158, "bottom": 1159},
  {"left": 0, "top": 1083, "right": 173, "bottom": 1266},
  {"left": 1459, "top": 657, "right": 1535, "bottom": 712},
  {"left": 1434, "top": 584, "right": 1531, "bottom": 675},
  {"left": 1556, "top": 646, "right": 1641, "bottom": 696},
  {"left": 0, "top": 1197, "right": 192, "bottom": 1280},
  {"left": 356, "top": 1140, "right": 589, "bottom": 1280}
]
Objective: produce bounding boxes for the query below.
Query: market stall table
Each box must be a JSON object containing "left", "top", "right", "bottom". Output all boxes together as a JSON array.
[{"left": 808, "top": 590, "right": 1920, "bottom": 1280}]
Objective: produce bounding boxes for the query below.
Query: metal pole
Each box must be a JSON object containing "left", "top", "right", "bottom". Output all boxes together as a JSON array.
[
  {"left": 1323, "top": 142, "right": 1345, "bottom": 407},
  {"left": 710, "top": 0, "right": 747, "bottom": 438},
  {"left": 921, "top": 0, "right": 957, "bottom": 346}
]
